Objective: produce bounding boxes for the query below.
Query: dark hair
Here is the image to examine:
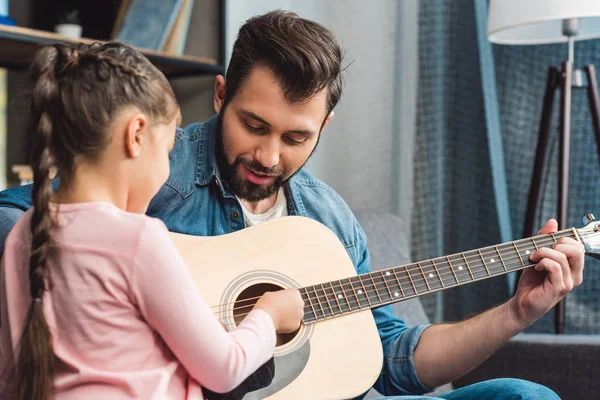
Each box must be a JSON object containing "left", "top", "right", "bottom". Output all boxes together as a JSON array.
[
  {"left": 16, "top": 42, "right": 178, "bottom": 400},
  {"left": 225, "top": 10, "right": 344, "bottom": 118}
]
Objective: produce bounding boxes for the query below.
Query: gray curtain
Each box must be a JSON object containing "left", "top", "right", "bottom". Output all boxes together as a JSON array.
[
  {"left": 412, "top": 0, "right": 508, "bottom": 323},
  {"left": 412, "top": 0, "right": 600, "bottom": 334},
  {"left": 495, "top": 33, "right": 600, "bottom": 335}
]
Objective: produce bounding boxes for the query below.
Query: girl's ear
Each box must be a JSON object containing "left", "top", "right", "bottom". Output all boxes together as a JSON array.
[{"left": 124, "top": 113, "right": 148, "bottom": 158}]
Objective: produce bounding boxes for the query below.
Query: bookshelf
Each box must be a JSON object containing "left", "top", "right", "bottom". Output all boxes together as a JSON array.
[
  {"left": 3, "top": 0, "right": 225, "bottom": 186},
  {"left": 0, "top": 24, "right": 225, "bottom": 79}
]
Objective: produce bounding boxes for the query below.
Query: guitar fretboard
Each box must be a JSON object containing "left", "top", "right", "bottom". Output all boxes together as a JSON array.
[{"left": 299, "top": 228, "right": 579, "bottom": 323}]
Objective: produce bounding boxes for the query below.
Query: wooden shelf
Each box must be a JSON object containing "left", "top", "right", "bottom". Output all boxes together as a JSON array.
[{"left": 0, "top": 24, "right": 224, "bottom": 79}]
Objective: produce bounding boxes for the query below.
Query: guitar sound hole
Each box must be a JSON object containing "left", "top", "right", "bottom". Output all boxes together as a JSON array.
[{"left": 234, "top": 283, "right": 299, "bottom": 347}]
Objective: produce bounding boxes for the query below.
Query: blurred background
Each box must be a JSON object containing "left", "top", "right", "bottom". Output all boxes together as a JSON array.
[{"left": 1, "top": 0, "right": 599, "bottom": 336}]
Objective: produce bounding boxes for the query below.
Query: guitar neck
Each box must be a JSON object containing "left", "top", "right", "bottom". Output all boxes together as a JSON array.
[{"left": 300, "top": 228, "right": 580, "bottom": 323}]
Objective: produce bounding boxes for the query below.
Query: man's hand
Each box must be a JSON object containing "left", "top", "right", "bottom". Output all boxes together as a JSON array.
[
  {"left": 414, "top": 218, "right": 585, "bottom": 387},
  {"left": 508, "top": 218, "right": 585, "bottom": 328}
]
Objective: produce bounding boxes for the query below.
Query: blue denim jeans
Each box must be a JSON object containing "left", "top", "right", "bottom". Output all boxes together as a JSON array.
[{"left": 374, "top": 378, "right": 560, "bottom": 400}]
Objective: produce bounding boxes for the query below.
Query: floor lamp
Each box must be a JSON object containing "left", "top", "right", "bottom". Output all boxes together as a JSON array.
[{"left": 488, "top": 0, "right": 600, "bottom": 334}]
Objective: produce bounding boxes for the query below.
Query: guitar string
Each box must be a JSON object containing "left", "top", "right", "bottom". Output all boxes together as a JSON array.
[
  {"left": 208, "top": 229, "right": 590, "bottom": 313},
  {"left": 209, "top": 234, "right": 592, "bottom": 320},
  {"left": 210, "top": 229, "right": 594, "bottom": 317},
  {"left": 207, "top": 230, "right": 578, "bottom": 311},
  {"left": 297, "top": 228, "right": 596, "bottom": 321},
  {"left": 216, "top": 255, "right": 536, "bottom": 321}
]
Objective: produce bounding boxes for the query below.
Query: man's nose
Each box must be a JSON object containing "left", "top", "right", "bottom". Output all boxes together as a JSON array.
[{"left": 255, "top": 136, "right": 280, "bottom": 169}]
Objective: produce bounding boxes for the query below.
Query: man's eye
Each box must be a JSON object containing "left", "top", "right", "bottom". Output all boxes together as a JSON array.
[
  {"left": 245, "top": 121, "right": 264, "bottom": 132},
  {"left": 284, "top": 136, "right": 304, "bottom": 145}
]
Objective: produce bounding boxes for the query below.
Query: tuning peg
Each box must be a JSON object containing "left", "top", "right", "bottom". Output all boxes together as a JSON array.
[{"left": 583, "top": 214, "right": 596, "bottom": 224}]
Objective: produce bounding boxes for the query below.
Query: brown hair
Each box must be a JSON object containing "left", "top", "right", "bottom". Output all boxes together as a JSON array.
[
  {"left": 225, "top": 10, "right": 344, "bottom": 118},
  {"left": 15, "top": 42, "right": 177, "bottom": 400}
]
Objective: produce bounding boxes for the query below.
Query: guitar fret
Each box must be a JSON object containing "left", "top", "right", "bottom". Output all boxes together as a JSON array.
[
  {"left": 391, "top": 269, "right": 406, "bottom": 298},
  {"left": 369, "top": 275, "right": 383, "bottom": 305},
  {"left": 311, "top": 286, "right": 326, "bottom": 319},
  {"left": 521, "top": 241, "right": 534, "bottom": 259},
  {"left": 462, "top": 253, "right": 475, "bottom": 280},
  {"left": 417, "top": 262, "right": 431, "bottom": 291},
  {"left": 306, "top": 287, "right": 323, "bottom": 321},
  {"left": 368, "top": 273, "right": 387, "bottom": 304},
  {"left": 337, "top": 280, "right": 349, "bottom": 310},
  {"left": 338, "top": 280, "right": 354, "bottom": 313},
  {"left": 356, "top": 276, "right": 373, "bottom": 307},
  {"left": 431, "top": 259, "right": 445, "bottom": 288},
  {"left": 494, "top": 245, "right": 508, "bottom": 272},
  {"left": 368, "top": 275, "right": 384, "bottom": 304},
  {"left": 347, "top": 278, "right": 366, "bottom": 309},
  {"left": 405, "top": 265, "right": 418, "bottom": 294},
  {"left": 506, "top": 242, "right": 526, "bottom": 271},
  {"left": 531, "top": 237, "right": 539, "bottom": 250},
  {"left": 512, "top": 242, "right": 526, "bottom": 269},
  {"left": 447, "top": 256, "right": 459, "bottom": 284},
  {"left": 379, "top": 270, "right": 395, "bottom": 302},
  {"left": 477, "top": 249, "right": 491, "bottom": 276},
  {"left": 418, "top": 261, "right": 443, "bottom": 291},
  {"left": 499, "top": 243, "right": 516, "bottom": 271},
  {"left": 329, "top": 282, "right": 344, "bottom": 314},
  {"left": 320, "top": 284, "right": 335, "bottom": 317},
  {"left": 342, "top": 279, "right": 361, "bottom": 311},
  {"left": 314, "top": 285, "right": 331, "bottom": 319},
  {"left": 300, "top": 288, "right": 317, "bottom": 322},
  {"left": 449, "top": 254, "right": 471, "bottom": 283}
]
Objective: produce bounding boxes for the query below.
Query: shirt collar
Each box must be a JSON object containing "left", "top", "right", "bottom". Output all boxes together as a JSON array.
[{"left": 195, "top": 114, "right": 220, "bottom": 186}]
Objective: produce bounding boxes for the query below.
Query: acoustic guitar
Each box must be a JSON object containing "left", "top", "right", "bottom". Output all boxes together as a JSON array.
[{"left": 170, "top": 215, "right": 600, "bottom": 400}]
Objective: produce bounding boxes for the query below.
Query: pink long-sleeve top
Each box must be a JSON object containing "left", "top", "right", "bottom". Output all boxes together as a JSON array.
[{"left": 0, "top": 202, "right": 276, "bottom": 399}]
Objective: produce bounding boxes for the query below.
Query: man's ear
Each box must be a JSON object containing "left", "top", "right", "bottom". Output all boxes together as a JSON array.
[
  {"left": 320, "top": 111, "right": 335, "bottom": 133},
  {"left": 214, "top": 75, "right": 226, "bottom": 114},
  {"left": 124, "top": 113, "right": 148, "bottom": 159}
]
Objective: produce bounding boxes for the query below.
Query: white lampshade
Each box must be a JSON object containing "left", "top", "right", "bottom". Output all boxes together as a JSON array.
[{"left": 488, "top": 0, "right": 600, "bottom": 45}]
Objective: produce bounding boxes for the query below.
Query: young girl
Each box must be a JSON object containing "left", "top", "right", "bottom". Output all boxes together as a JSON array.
[{"left": 0, "top": 42, "right": 304, "bottom": 400}]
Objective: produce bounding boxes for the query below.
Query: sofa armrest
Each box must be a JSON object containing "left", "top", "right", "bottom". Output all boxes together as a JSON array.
[{"left": 453, "top": 333, "right": 600, "bottom": 399}]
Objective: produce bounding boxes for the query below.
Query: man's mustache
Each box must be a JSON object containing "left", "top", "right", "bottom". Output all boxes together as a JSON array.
[{"left": 236, "top": 157, "right": 284, "bottom": 178}]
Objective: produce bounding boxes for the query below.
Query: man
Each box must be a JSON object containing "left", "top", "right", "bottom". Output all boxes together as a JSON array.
[{"left": 0, "top": 10, "right": 584, "bottom": 400}]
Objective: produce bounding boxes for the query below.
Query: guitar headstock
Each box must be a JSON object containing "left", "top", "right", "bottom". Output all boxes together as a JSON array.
[{"left": 579, "top": 214, "right": 600, "bottom": 260}]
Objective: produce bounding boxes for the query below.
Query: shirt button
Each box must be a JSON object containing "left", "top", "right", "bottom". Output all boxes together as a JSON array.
[{"left": 231, "top": 211, "right": 240, "bottom": 219}]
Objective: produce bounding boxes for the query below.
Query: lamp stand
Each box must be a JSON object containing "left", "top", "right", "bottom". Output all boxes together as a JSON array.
[{"left": 522, "top": 61, "right": 600, "bottom": 334}]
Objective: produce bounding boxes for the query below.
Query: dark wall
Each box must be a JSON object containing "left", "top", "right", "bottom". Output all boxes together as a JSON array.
[{"left": 7, "top": 0, "right": 33, "bottom": 185}]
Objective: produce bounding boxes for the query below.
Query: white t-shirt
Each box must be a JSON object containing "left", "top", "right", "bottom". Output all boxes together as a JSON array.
[{"left": 239, "top": 188, "right": 288, "bottom": 227}]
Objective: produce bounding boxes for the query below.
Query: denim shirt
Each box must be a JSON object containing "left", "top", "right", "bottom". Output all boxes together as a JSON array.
[{"left": 0, "top": 115, "right": 431, "bottom": 397}]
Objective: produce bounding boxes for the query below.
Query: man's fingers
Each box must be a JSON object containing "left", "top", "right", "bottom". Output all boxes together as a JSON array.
[
  {"left": 537, "top": 218, "right": 558, "bottom": 235},
  {"left": 531, "top": 246, "right": 577, "bottom": 293},
  {"left": 553, "top": 239, "right": 585, "bottom": 287},
  {"left": 534, "top": 258, "right": 569, "bottom": 293}
]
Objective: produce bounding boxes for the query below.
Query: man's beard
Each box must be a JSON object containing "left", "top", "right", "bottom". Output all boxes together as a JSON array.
[{"left": 215, "top": 112, "right": 285, "bottom": 202}]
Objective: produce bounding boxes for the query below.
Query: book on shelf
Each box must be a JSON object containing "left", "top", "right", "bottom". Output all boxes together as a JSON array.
[
  {"left": 113, "top": 0, "right": 184, "bottom": 51},
  {"left": 162, "top": 0, "right": 194, "bottom": 55}
]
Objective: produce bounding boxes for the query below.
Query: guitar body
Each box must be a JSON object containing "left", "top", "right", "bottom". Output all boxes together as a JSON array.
[{"left": 170, "top": 216, "right": 383, "bottom": 400}]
